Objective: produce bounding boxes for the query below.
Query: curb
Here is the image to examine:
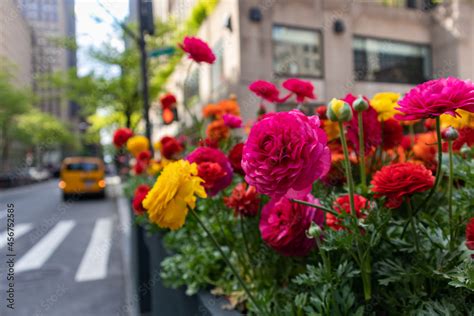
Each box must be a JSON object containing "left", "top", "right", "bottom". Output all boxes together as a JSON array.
[{"left": 116, "top": 182, "right": 140, "bottom": 316}]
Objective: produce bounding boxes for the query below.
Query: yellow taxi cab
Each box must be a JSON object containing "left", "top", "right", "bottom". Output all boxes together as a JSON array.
[{"left": 59, "top": 157, "right": 106, "bottom": 200}]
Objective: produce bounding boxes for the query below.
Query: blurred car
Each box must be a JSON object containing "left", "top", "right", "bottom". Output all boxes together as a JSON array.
[{"left": 59, "top": 157, "right": 106, "bottom": 200}]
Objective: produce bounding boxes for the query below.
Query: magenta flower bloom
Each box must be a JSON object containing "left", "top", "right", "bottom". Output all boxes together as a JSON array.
[
  {"left": 187, "top": 147, "right": 233, "bottom": 196},
  {"left": 242, "top": 110, "right": 330, "bottom": 198},
  {"left": 222, "top": 114, "right": 242, "bottom": 128},
  {"left": 343, "top": 94, "right": 382, "bottom": 154},
  {"left": 395, "top": 77, "right": 474, "bottom": 121},
  {"left": 178, "top": 36, "right": 216, "bottom": 64},
  {"left": 249, "top": 80, "right": 287, "bottom": 103},
  {"left": 282, "top": 78, "right": 316, "bottom": 103},
  {"left": 259, "top": 194, "right": 324, "bottom": 256}
]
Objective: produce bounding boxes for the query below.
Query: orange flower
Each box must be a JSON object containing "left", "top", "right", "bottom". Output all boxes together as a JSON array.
[
  {"left": 218, "top": 98, "right": 240, "bottom": 116},
  {"left": 203, "top": 103, "right": 221, "bottom": 118},
  {"left": 202, "top": 97, "right": 241, "bottom": 119},
  {"left": 206, "top": 119, "right": 230, "bottom": 142},
  {"left": 412, "top": 132, "right": 437, "bottom": 163}
]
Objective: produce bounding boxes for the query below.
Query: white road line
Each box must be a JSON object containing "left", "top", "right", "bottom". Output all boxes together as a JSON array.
[
  {"left": 0, "top": 223, "right": 34, "bottom": 249},
  {"left": 75, "top": 218, "right": 113, "bottom": 282},
  {"left": 16, "top": 220, "right": 75, "bottom": 273}
]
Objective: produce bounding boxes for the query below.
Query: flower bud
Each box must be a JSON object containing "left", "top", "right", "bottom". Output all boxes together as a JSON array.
[
  {"left": 441, "top": 126, "right": 459, "bottom": 141},
  {"left": 327, "top": 98, "right": 353, "bottom": 122},
  {"left": 352, "top": 96, "right": 369, "bottom": 112},
  {"left": 306, "top": 221, "right": 322, "bottom": 239}
]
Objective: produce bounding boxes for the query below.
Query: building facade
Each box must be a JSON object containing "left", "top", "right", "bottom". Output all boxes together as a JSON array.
[
  {"left": 160, "top": 0, "right": 474, "bottom": 132},
  {"left": 17, "top": 0, "right": 77, "bottom": 122},
  {"left": 0, "top": 0, "right": 32, "bottom": 88}
]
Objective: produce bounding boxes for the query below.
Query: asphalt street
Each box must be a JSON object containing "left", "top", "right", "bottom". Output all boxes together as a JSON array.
[{"left": 0, "top": 179, "right": 127, "bottom": 316}]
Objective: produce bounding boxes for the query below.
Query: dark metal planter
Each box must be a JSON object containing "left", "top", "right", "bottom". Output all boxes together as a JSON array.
[
  {"left": 145, "top": 233, "right": 199, "bottom": 316},
  {"left": 130, "top": 201, "right": 243, "bottom": 316},
  {"left": 131, "top": 215, "right": 152, "bottom": 314}
]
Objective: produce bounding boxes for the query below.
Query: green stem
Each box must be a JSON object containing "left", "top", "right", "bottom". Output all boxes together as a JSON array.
[
  {"left": 406, "top": 197, "right": 420, "bottom": 253},
  {"left": 291, "top": 199, "right": 340, "bottom": 217},
  {"left": 338, "top": 121, "right": 356, "bottom": 217},
  {"left": 240, "top": 216, "right": 256, "bottom": 279},
  {"left": 447, "top": 140, "right": 454, "bottom": 250},
  {"left": 190, "top": 210, "right": 268, "bottom": 315},
  {"left": 358, "top": 112, "right": 367, "bottom": 193},
  {"left": 413, "top": 117, "right": 443, "bottom": 214},
  {"left": 339, "top": 121, "right": 372, "bottom": 302}
]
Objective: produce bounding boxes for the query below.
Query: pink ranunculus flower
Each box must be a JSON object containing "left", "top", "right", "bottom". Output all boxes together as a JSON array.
[
  {"left": 343, "top": 93, "right": 382, "bottom": 154},
  {"left": 395, "top": 77, "right": 474, "bottom": 121},
  {"left": 259, "top": 194, "right": 324, "bottom": 256},
  {"left": 242, "top": 110, "right": 330, "bottom": 198},
  {"left": 282, "top": 78, "right": 316, "bottom": 103},
  {"left": 222, "top": 113, "right": 242, "bottom": 128},
  {"left": 248, "top": 80, "right": 288, "bottom": 103},
  {"left": 178, "top": 36, "right": 216, "bottom": 64},
  {"left": 187, "top": 147, "right": 233, "bottom": 196}
]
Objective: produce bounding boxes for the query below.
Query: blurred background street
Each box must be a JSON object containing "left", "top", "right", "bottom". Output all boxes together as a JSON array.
[{"left": 0, "top": 179, "right": 127, "bottom": 316}]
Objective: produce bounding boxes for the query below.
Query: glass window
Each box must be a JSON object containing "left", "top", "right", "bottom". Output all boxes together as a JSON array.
[
  {"left": 66, "top": 163, "right": 99, "bottom": 172},
  {"left": 353, "top": 37, "right": 432, "bottom": 84},
  {"left": 272, "top": 25, "right": 323, "bottom": 78}
]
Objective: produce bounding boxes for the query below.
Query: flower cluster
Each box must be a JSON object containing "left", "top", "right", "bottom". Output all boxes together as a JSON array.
[{"left": 115, "top": 37, "right": 474, "bottom": 314}]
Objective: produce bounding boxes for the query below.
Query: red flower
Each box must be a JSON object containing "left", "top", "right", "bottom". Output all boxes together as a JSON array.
[
  {"left": 198, "top": 137, "right": 219, "bottom": 148},
  {"left": 282, "top": 78, "right": 316, "bottom": 103},
  {"left": 178, "top": 36, "right": 215, "bottom": 64},
  {"left": 343, "top": 94, "right": 382, "bottom": 154},
  {"left": 442, "top": 127, "right": 474, "bottom": 152},
  {"left": 224, "top": 183, "right": 260, "bottom": 217},
  {"left": 401, "top": 135, "right": 412, "bottom": 151},
  {"left": 316, "top": 105, "right": 328, "bottom": 120},
  {"left": 160, "top": 136, "right": 183, "bottom": 160},
  {"left": 137, "top": 150, "right": 152, "bottom": 163},
  {"left": 227, "top": 143, "right": 244, "bottom": 175},
  {"left": 466, "top": 218, "right": 474, "bottom": 252},
  {"left": 187, "top": 147, "right": 233, "bottom": 196},
  {"left": 371, "top": 162, "right": 434, "bottom": 208},
  {"left": 160, "top": 93, "right": 177, "bottom": 110},
  {"left": 248, "top": 80, "right": 287, "bottom": 103},
  {"left": 382, "top": 118, "right": 404, "bottom": 150},
  {"left": 113, "top": 128, "right": 133, "bottom": 148},
  {"left": 132, "top": 184, "right": 150, "bottom": 215},
  {"left": 326, "top": 194, "right": 368, "bottom": 231},
  {"left": 133, "top": 161, "right": 145, "bottom": 175},
  {"left": 259, "top": 194, "right": 324, "bottom": 256}
]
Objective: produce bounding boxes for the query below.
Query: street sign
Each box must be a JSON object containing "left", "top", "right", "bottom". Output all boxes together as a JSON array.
[{"left": 149, "top": 47, "right": 176, "bottom": 58}]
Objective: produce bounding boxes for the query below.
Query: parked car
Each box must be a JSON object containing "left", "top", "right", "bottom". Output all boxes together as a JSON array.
[{"left": 59, "top": 157, "right": 106, "bottom": 200}]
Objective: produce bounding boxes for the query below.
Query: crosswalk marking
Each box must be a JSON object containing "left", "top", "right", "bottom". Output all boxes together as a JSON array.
[
  {"left": 16, "top": 220, "right": 76, "bottom": 273},
  {"left": 75, "top": 218, "right": 113, "bottom": 282},
  {"left": 0, "top": 223, "right": 33, "bottom": 249}
]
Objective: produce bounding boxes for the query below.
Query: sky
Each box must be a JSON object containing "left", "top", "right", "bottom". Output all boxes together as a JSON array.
[{"left": 75, "top": 0, "right": 129, "bottom": 76}]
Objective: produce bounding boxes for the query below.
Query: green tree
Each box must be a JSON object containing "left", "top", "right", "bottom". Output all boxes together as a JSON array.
[{"left": 0, "top": 69, "right": 31, "bottom": 170}]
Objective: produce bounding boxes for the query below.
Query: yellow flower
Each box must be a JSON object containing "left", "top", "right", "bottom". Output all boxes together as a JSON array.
[
  {"left": 127, "top": 135, "right": 149, "bottom": 157},
  {"left": 370, "top": 92, "right": 401, "bottom": 121},
  {"left": 440, "top": 109, "right": 474, "bottom": 129},
  {"left": 323, "top": 119, "right": 340, "bottom": 141},
  {"left": 147, "top": 160, "right": 162, "bottom": 176},
  {"left": 142, "top": 160, "right": 207, "bottom": 230}
]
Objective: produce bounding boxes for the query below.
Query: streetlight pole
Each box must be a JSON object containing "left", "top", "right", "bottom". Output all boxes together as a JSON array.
[
  {"left": 137, "top": 0, "right": 154, "bottom": 152},
  {"left": 96, "top": 0, "right": 154, "bottom": 153}
]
